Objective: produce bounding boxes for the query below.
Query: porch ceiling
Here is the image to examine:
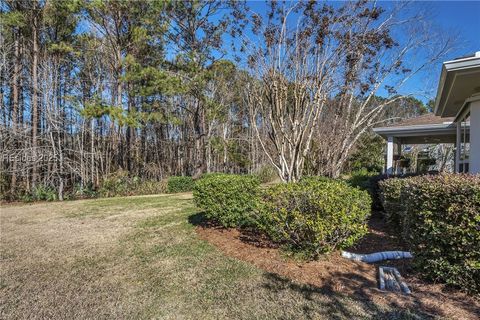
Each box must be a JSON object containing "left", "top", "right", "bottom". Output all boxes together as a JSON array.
[
  {"left": 434, "top": 53, "right": 480, "bottom": 118},
  {"left": 373, "top": 122, "right": 470, "bottom": 145}
]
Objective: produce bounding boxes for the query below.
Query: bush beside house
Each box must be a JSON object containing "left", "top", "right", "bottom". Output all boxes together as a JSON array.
[
  {"left": 379, "top": 174, "right": 480, "bottom": 294},
  {"left": 361, "top": 172, "right": 432, "bottom": 212},
  {"left": 378, "top": 178, "right": 409, "bottom": 227}
]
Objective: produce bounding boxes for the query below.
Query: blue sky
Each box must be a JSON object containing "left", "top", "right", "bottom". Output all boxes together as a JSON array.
[
  {"left": 398, "top": 0, "right": 480, "bottom": 102},
  {"left": 246, "top": 0, "right": 480, "bottom": 104},
  {"left": 426, "top": 0, "right": 479, "bottom": 55},
  {"left": 77, "top": 1, "right": 479, "bottom": 105}
]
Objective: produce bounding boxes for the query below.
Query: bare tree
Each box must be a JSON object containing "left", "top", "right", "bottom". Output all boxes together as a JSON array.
[
  {"left": 246, "top": 1, "right": 454, "bottom": 180},
  {"left": 0, "top": 0, "right": 457, "bottom": 200},
  {"left": 246, "top": 2, "right": 340, "bottom": 182}
]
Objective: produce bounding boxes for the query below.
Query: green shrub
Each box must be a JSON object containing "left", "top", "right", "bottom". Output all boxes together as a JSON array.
[
  {"left": 345, "top": 170, "right": 380, "bottom": 214},
  {"left": 167, "top": 176, "right": 194, "bottom": 193},
  {"left": 346, "top": 169, "right": 378, "bottom": 192},
  {"left": 378, "top": 177, "right": 409, "bottom": 227},
  {"left": 20, "top": 193, "right": 34, "bottom": 202},
  {"left": 0, "top": 187, "right": 24, "bottom": 202},
  {"left": 370, "top": 172, "right": 426, "bottom": 211},
  {"left": 193, "top": 174, "right": 260, "bottom": 227},
  {"left": 31, "top": 185, "right": 57, "bottom": 201},
  {"left": 0, "top": 180, "right": 59, "bottom": 202},
  {"left": 299, "top": 175, "right": 332, "bottom": 183},
  {"left": 199, "top": 172, "right": 224, "bottom": 179},
  {"left": 399, "top": 174, "right": 480, "bottom": 294},
  {"left": 73, "top": 183, "right": 98, "bottom": 199},
  {"left": 256, "top": 179, "right": 371, "bottom": 258},
  {"left": 367, "top": 174, "right": 389, "bottom": 210}
]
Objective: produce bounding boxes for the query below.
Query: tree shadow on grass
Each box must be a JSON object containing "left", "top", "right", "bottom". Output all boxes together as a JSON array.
[
  {"left": 188, "top": 212, "right": 208, "bottom": 226},
  {"left": 187, "top": 212, "right": 224, "bottom": 229},
  {"left": 188, "top": 212, "right": 480, "bottom": 320},
  {"left": 188, "top": 212, "right": 277, "bottom": 248},
  {"left": 260, "top": 272, "right": 433, "bottom": 320},
  {"left": 261, "top": 269, "right": 480, "bottom": 319}
]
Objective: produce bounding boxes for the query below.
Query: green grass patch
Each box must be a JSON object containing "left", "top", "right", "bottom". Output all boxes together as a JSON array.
[{"left": 0, "top": 193, "right": 446, "bottom": 319}]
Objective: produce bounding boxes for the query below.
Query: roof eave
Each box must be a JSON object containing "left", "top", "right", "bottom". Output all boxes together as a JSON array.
[
  {"left": 433, "top": 65, "right": 447, "bottom": 116},
  {"left": 373, "top": 123, "right": 457, "bottom": 137},
  {"left": 434, "top": 54, "right": 480, "bottom": 117}
]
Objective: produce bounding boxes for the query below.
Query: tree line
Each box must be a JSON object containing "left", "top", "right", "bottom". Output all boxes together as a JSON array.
[{"left": 0, "top": 0, "right": 450, "bottom": 199}]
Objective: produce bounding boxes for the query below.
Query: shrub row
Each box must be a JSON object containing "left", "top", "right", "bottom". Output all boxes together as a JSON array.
[
  {"left": 193, "top": 174, "right": 260, "bottom": 227},
  {"left": 346, "top": 169, "right": 379, "bottom": 194},
  {"left": 377, "top": 178, "right": 409, "bottom": 227},
  {"left": 379, "top": 174, "right": 480, "bottom": 294},
  {"left": 193, "top": 174, "right": 371, "bottom": 259},
  {"left": 345, "top": 170, "right": 419, "bottom": 212},
  {"left": 256, "top": 179, "right": 371, "bottom": 258},
  {"left": 1, "top": 171, "right": 196, "bottom": 202},
  {"left": 166, "top": 176, "right": 195, "bottom": 193}
]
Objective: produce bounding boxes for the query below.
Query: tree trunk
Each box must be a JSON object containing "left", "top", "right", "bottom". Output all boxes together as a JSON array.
[
  {"left": 10, "top": 29, "right": 20, "bottom": 191},
  {"left": 126, "top": 85, "right": 135, "bottom": 172},
  {"left": 31, "top": 11, "right": 40, "bottom": 189},
  {"left": 193, "top": 101, "right": 206, "bottom": 178}
]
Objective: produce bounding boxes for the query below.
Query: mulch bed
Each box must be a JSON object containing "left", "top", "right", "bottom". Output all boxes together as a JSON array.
[{"left": 195, "top": 216, "right": 480, "bottom": 319}]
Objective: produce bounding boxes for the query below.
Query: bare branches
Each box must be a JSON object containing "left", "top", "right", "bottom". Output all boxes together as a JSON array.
[
  {"left": 0, "top": 0, "right": 457, "bottom": 199},
  {"left": 246, "top": 0, "right": 454, "bottom": 179}
]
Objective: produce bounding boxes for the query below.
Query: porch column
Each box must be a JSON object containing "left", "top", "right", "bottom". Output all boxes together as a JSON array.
[
  {"left": 455, "top": 121, "right": 461, "bottom": 173},
  {"left": 386, "top": 136, "right": 394, "bottom": 175},
  {"left": 397, "top": 142, "right": 402, "bottom": 174},
  {"left": 470, "top": 99, "right": 480, "bottom": 174}
]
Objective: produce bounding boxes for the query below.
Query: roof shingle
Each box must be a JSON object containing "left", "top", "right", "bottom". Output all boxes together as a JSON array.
[{"left": 384, "top": 113, "right": 454, "bottom": 128}]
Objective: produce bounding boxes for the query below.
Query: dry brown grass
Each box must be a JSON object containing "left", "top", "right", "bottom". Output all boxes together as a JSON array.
[
  {"left": 1, "top": 194, "right": 476, "bottom": 319},
  {"left": 0, "top": 195, "right": 193, "bottom": 319}
]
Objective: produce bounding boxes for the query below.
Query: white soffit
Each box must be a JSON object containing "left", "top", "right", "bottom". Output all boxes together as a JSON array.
[{"left": 434, "top": 52, "right": 480, "bottom": 118}]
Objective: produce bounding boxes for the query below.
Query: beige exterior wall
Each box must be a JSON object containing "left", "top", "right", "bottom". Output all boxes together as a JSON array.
[{"left": 469, "top": 99, "right": 480, "bottom": 174}]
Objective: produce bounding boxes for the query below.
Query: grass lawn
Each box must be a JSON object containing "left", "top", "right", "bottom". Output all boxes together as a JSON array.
[{"left": 0, "top": 194, "right": 470, "bottom": 319}]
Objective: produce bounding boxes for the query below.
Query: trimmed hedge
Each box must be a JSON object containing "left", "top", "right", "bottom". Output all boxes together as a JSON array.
[
  {"left": 347, "top": 169, "right": 379, "bottom": 193},
  {"left": 299, "top": 175, "right": 332, "bottom": 183},
  {"left": 378, "top": 178, "right": 409, "bottom": 227},
  {"left": 379, "top": 174, "right": 480, "bottom": 294},
  {"left": 193, "top": 174, "right": 260, "bottom": 227},
  {"left": 256, "top": 179, "right": 371, "bottom": 258},
  {"left": 167, "top": 176, "right": 195, "bottom": 193}
]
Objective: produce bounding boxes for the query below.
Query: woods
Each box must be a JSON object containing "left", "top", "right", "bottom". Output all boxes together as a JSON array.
[{"left": 0, "top": 0, "right": 450, "bottom": 199}]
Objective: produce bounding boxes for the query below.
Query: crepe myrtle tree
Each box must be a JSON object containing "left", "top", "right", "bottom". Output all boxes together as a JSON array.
[{"left": 246, "top": 0, "right": 454, "bottom": 181}]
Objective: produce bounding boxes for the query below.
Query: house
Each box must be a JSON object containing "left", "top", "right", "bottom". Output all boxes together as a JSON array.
[{"left": 374, "top": 52, "right": 480, "bottom": 174}]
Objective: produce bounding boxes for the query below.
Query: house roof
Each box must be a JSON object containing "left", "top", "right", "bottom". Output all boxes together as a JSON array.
[
  {"left": 434, "top": 51, "right": 480, "bottom": 118},
  {"left": 373, "top": 113, "right": 469, "bottom": 144},
  {"left": 383, "top": 114, "right": 454, "bottom": 128}
]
